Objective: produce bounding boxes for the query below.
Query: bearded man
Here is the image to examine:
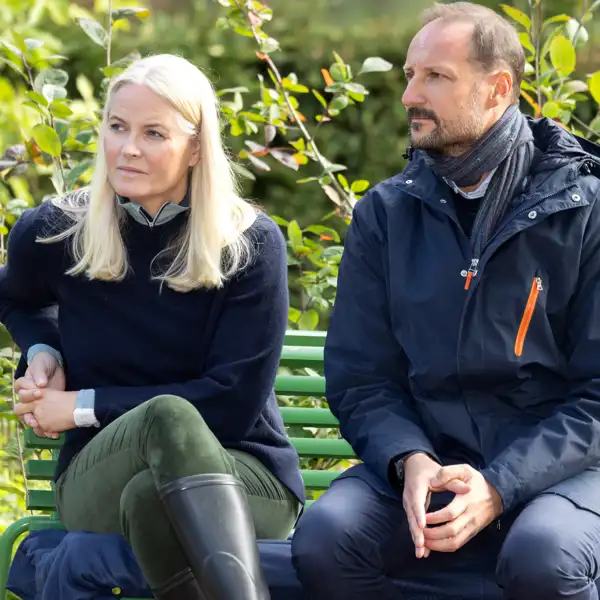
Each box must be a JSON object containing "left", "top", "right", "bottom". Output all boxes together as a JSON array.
[{"left": 291, "top": 3, "right": 600, "bottom": 599}]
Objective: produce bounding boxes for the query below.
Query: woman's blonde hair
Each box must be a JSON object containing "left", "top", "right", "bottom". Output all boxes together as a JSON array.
[{"left": 43, "top": 54, "right": 257, "bottom": 292}]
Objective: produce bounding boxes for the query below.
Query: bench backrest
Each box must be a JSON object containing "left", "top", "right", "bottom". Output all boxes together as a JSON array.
[{"left": 23, "top": 330, "right": 355, "bottom": 516}]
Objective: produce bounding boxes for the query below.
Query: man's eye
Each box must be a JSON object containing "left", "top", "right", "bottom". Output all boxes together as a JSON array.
[{"left": 428, "top": 72, "right": 442, "bottom": 79}]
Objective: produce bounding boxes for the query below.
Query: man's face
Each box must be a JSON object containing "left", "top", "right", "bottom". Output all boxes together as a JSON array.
[{"left": 402, "top": 20, "right": 493, "bottom": 156}]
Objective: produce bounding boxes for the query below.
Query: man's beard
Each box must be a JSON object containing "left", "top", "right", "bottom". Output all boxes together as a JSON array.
[{"left": 407, "top": 105, "right": 485, "bottom": 156}]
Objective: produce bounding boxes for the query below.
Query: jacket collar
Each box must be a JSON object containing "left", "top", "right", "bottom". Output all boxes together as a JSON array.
[
  {"left": 396, "top": 117, "right": 599, "bottom": 210},
  {"left": 116, "top": 190, "right": 190, "bottom": 227}
]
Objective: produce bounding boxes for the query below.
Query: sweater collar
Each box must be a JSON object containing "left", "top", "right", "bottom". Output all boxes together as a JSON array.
[{"left": 116, "top": 190, "right": 190, "bottom": 227}]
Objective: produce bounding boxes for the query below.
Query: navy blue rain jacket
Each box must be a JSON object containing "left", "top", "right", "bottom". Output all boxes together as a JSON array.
[{"left": 325, "top": 117, "right": 600, "bottom": 515}]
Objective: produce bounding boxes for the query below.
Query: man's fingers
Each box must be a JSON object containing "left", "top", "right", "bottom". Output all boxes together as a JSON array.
[
  {"left": 444, "top": 479, "right": 472, "bottom": 495},
  {"left": 425, "top": 514, "right": 478, "bottom": 553},
  {"left": 423, "top": 547, "right": 431, "bottom": 558},
  {"left": 430, "top": 465, "right": 472, "bottom": 488},
  {"left": 425, "top": 495, "right": 469, "bottom": 526},
  {"left": 424, "top": 509, "right": 472, "bottom": 541},
  {"left": 405, "top": 506, "right": 423, "bottom": 551}
]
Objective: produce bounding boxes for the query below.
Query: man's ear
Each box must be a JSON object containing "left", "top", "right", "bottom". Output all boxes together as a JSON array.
[{"left": 487, "top": 69, "right": 513, "bottom": 108}]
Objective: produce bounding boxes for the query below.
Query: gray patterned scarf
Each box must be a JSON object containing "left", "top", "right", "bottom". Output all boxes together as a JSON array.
[{"left": 422, "top": 104, "right": 535, "bottom": 258}]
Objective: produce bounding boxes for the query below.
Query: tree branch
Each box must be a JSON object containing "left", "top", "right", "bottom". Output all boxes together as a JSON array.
[{"left": 232, "top": 0, "right": 352, "bottom": 215}]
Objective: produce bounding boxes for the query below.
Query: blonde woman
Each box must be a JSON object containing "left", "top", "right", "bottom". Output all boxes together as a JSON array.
[{"left": 0, "top": 54, "right": 303, "bottom": 600}]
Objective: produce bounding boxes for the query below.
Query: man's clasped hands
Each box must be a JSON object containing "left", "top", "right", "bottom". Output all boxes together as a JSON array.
[{"left": 402, "top": 452, "right": 504, "bottom": 558}]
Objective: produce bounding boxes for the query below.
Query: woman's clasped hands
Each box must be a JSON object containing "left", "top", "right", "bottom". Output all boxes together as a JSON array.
[{"left": 13, "top": 351, "right": 77, "bottom": 438}]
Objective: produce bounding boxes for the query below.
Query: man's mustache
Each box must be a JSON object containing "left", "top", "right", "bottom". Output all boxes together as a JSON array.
[{"left": 406, "top": 108, "right": 439, "bottom": 125}]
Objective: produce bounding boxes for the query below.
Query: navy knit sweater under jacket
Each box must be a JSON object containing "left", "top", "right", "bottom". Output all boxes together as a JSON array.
[{"left": 0, "top": 200, "right": 305, "bottom": 503}]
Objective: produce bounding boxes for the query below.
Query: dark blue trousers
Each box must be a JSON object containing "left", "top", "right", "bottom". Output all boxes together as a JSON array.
[{"left": 292, "top": 466, "right": 600, "bottom": 600}]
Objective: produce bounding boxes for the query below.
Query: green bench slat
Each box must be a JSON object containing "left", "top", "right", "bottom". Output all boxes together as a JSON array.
[
  {"left": 24, "top": 428, "right": 64, "bottom": 449},
  {"left": 27, "top": 489, "right": 56, "bottom": 511},
  {"left": 301, "top": 470, "right": 343, "bottom": 489},
  {"left": 275, "top": 376, "right": 325, "bottom": 396},
  {"left": 25, "top": 460, "right": 56, "bottom": 480},
  {"left": 280, "top": 407, "right": 338, "bottom": 427},
  {"left": 290, "top": 437, "right": 355, "bottom": 459},
  {"left": 279, "top": 347, "right": 323, "bottom": 369},
  {"left": 283, "top": 330, "right": 326, "bottom": 347}
]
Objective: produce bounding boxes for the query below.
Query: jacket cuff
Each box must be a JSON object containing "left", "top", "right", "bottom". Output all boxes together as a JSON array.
[
  {"left": 26, "top": 344, "right": 64, "bottom": 369},
  {"left": 74, "top": 389, "right": 100, "bottom": 428},
  {"left": 481, "top": 464, "right": 521, "bottom": 514}
]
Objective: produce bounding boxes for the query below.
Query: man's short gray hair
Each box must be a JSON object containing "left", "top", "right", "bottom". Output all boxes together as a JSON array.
[{"left": 421, "top": 2, "right": 525, "bottom": 103}]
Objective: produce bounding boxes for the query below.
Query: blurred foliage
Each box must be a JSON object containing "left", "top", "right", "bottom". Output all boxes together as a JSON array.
[{"left": 0, "top": 0, "right": 600, "bottom": 523}]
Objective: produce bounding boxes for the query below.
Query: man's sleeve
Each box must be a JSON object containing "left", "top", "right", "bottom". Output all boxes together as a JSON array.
[
  {"left": 324, "top": 196, "right": 438, "bottom": 485},
  {"left": 482, "top": 183, "right": 600, "bottom": 512}
]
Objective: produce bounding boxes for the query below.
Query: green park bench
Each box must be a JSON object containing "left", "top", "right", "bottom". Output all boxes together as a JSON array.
[{"left": 0, "top": 329, "right": 356, "bottom": 600}]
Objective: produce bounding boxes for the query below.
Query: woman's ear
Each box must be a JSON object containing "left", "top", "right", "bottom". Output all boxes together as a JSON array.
[{"left": 188, "top": 137, "right": 201, "bottom": 167}]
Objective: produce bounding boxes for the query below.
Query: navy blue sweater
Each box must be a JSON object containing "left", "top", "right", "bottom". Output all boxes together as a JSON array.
[{"left": 0, "top": 200, "right": 304, "bottom": 503}]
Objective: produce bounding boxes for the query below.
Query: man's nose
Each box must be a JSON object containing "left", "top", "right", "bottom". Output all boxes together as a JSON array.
[{"left": 402, "top": 78, "right": 427, "bottom": 108}]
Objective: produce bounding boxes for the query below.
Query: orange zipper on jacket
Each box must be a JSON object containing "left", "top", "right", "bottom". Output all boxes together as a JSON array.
[{"left": 515, "top": 276, "right": 543, "bottom": 357}]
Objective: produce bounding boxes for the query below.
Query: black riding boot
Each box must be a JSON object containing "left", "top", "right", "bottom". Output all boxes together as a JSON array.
[
  {"left": 152, "top": 568, "right": 205, "bottom": 600},
  {"left": 159, "top": 473, "right": 270, "bottom": 600}
]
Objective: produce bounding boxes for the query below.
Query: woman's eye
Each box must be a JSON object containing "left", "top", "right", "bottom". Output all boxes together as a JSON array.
[
  {"left": 109, "top": 123, "right": 124, "bottom": 131},
  {"left": 147, "top": 130, "right": 164, "bottom": 138}
]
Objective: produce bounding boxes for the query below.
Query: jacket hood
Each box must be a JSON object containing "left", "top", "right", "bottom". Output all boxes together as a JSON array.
[{"left": 528, "top": 116, "right": 600, "bottom": 175}]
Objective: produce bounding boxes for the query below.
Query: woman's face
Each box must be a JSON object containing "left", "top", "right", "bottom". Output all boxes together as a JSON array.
[{"left": 104, "top": 83, "right": 199, "bottom": 212}]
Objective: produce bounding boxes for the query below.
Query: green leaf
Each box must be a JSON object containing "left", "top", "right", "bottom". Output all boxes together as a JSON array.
[
  {"left": 329, "top": 95, "right": 349, "bottom": 114},
  {"left": 270, "top": 149, "right": 299, "bottom": 171},
  {"left": 564, "top": 80, "right": 589, "bottom": 94},
  {"left": 358, "top": 57, "right": 393, "bottom": 75},
  {"left": 49, "top": 100, "right": 73, "bottom": 118},
  {"left": 500, "top": 4, "right": 531, "bottom": 30},
  {"left": 344, "top": 82, "right": 369, "bottom": 95},
  {"left": 541, "top": 101, "right": 560, "bottom": 118},
  {"left": 270, "top": 215, "right": 289, "bottom": 226},
  {"left": 288, "top": 307, "right": 301, "bottom": 324},
  {"left": 282, "top": 79, "right": 308, "bottom": 93},
  {"left": 518, "top": 32, "right": 535, "bottom": 55},
  {"left": 287, "top": 220, "right": 303, "bottom": 251},
  {"left": 112, "top": 7, "right": 151, "bottom": 22},
  {"left": 64, "top": 160, "right": 92, "bottom": 188},
  {"left": 550, "top": 35, "right": 576, "bottom": 76},
  {"left": 21, "top": 100, "right": 47, "bottom": 116},
  {"left": 311, "top": 89, "right": 327, "bottom": 109},
  {"left": 589, "top": 72, "right": 600, "bottom": 104},
  {"left": 217, "top": 86, "right": 250, "bottom": 96},
  {"left": 542, "top": 14, "right": 571, "bottom": 29},
  {"left": 247, "top": 154, "right": 270, "bottom": 172},
  {"left": 25, "top": 91, "right": 48, "bottom": 107},
  {"left": 329, "top": 63, "right": 346, "bottom": 82},
  {"left": 32, "top": 124, "right": 62, "bottom": 157},
  {"left": 298, "top": 309, "right": 319, "bottom": 331},
  {"left": 24, "top": 38, "right": 44, "bottom": 51},
  {"left": 351, "top": 179, "right": 370, "bottom": 193},
  {"left": 78, "top": 18, "right": 108, "bottom": 47},
  {"left": 260, "top": 37, "right": 279, "bottom": 53},
  {"left": 42, "top": 84, "right": 67, "bottom": 103},
  {"left": 34, "top": 68, "right": 68, "bottom": 91},
  {"left": 231, "top": 162, "right": 256, "bottom": 181},
  {"left": 304, "top": 225, "right": 341, "bottom": 242},
  {"left": 565, "top": 19, "right": 589, "bottom": 48}
]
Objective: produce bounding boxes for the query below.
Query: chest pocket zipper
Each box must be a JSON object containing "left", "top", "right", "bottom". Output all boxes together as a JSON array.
[{"left": 515, "top": 276, "right": 543, "bottom": 357}]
